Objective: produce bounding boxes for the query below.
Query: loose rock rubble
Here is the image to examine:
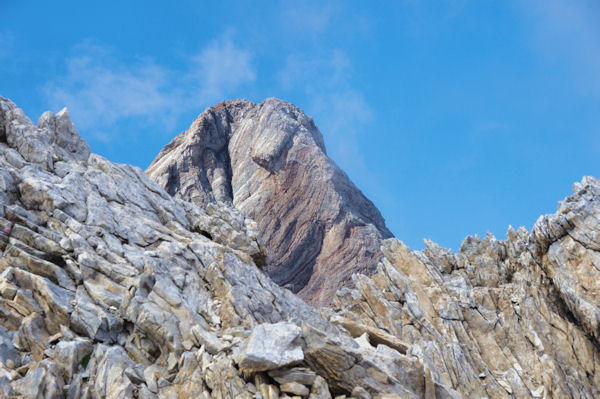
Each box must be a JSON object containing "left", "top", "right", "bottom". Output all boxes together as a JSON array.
[{"left": 1, "top": 95, "right": 599, "bottom": 398}]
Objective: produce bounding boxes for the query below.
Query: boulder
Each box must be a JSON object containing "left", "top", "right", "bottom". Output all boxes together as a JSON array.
[{"left": 238, "top": 322, "right": 304, "bottom": 373}]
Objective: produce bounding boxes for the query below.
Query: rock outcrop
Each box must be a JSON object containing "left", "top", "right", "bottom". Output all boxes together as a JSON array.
[
  {"left": 0, "top": 96, "right": 453, "bottom": 398},
  {"left": 333, "top": 177, "right": 600, "bottom": 398},
  {"left": 146, "top": 99, "right": 392, "bottom": 305},
  {"left": 1, "top": 94, "right": 600, "bottom": 398}
]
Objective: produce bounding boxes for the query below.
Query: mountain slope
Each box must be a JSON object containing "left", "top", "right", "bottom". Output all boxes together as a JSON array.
[
  {"left": 1, "top": 95, "right": 600, "bottom": 398},
  {"left": 149, "top": 98, "right": 600, "bottom": 398},
  {"left": 334, "top": 200, "right": 600, "bottom": 397},
  {"left": 147, "top": 98, "right": 392, "bottom": 305},
  {"left": 0, "top": 96, "right": 454, "bottom": 398}
]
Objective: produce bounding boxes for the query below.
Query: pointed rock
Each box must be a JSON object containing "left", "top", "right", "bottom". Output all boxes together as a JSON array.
[{"left": 147, "top": 98, "right": 392, "bottom": 305}]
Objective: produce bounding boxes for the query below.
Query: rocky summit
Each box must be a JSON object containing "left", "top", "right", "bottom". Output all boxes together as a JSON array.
[
  {"left": 0, "top": 95, "right": 599, "bottom": 398},
  {"left": 146, "top": 99, "right": 393, "bottom": 306}
]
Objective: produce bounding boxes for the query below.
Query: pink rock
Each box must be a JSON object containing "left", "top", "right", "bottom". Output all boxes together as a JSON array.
[{"left": 146, "top": 98, "right": 392, "bottom": 306}]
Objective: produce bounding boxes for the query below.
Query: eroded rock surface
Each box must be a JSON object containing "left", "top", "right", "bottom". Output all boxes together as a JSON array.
[
  {"left": 0, "top": 96, "right": 445, "bottom": 398},
  {"left": 1, "top": 95, "right": 600, "bottom": 398},
  {"left": 333, "top": 178, "right": 600, "bottom": 398},
  {"left": 146, "top": 99, "right": 392, "bottom": 305}
]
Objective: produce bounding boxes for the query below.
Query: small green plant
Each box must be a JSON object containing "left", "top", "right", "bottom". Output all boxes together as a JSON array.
[
  {"left": 56, "top": 156, "right": 67, "bottom": 163},
  {"left": 49, "top": 276, "right": 59, "bottom": 285},
  {"left": 4, "top": 243, "right": 11, "bottom": 251},
  {"left": 80, "top": 351, "right": 92, "bottom": 369}
]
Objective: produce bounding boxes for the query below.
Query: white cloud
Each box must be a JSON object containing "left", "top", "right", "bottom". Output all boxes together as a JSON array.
[
  {"left": 519, "top": 0, "right": 600, "bottom": 97},
  {"left": 0, "top": 31, "right": 14, "bottom": 58},
  {"left": 278, "top": 50, "right": 373, "bottom": 180},
  {"left": 43, "top": 36, "right": 256, "bottom": 141},
  {"left": 400, "top": 0, "right": 469, "bottom": 36},
  {"left": 189, "top": 36, "right": 256, "bottom": 103},
  {"left": 45, "top": 43, "right": 176, "bottom": 135},
  {"left": 279, "top": 51, "right": 350, "bottom": 90},
  {"left": 280, "top": 2, "right": 335, "bottom": 36}
]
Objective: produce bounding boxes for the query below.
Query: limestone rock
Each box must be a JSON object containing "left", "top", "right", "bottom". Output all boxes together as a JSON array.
[
  {"left": 11, "top": 359, "right": 64, "bottom": 399},
  {"left": 191, "top": 325, "right": 226, "bottom": 355},
  {"left": 333, "top": 179, "right": 600, "bottom": 398},
  {"left": 2, "top": 94, "right": 600, "bottom": 399},
  {"left": 38, "top": 108, "right": 91, "bottom": 162},
  {"left": 309, "top": 376, "right": 332, "bottom": 399},
  {"left": 87, "top": 345, "right": 136, "bottom": 398},
  {"left": 0, "top": 95, "right": 431, "bottom": 399},
  {"left": 281, "top": 381, "right": 310, "bottom": 396},
  {"left": 52, "top": 338, "right": 93, "bottom": 380},
  {"left": 238, "top": 322, "right": 304, "bottom": 373},
  {"left": 268, "top": 367, "right": 318, "bottom": 386},
  {"left": 146, "top": 98, "right": 392, "bottom": 305}
]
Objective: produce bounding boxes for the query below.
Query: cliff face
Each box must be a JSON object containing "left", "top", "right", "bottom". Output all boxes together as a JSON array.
[
  {"left": 146, "top": 99, "right": 392, "bottom": 305},
  {"left": 334, "top": 184, "right": 600, "bottom": 398},
  {"left": 0, "top": 96, "right": 453, "bottom": 398},
  {"left": 1, "top": 95, "right": 600, "bottom": 399}
]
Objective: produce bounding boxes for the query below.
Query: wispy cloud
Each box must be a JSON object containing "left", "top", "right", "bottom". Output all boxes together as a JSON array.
[
  {"left": 44, "top": 42, "right": 177, "bottom": 140},
  {"left": 401, "top": 0, "right": 469, "bottom": 35},
  {"left": 189, "top": 35, "right": 256, "bottom": 102},
  {"left": 279, "top": 2, "right": 335, "bottom": 36},
  {"left": 473, "top": 121, "right": 508, "bottom": 136},
  {"left": 278, "top": 1, "right": 371, "bottom": 42},
  {"left": 0, "top": 31, "right": 13, "bottom": 58},
  {"left": 278, "top": 50, "right": 372, "bottom": 171},
  {"left": 278, "top": 51, "right": 350, "bottom": 90},
  {"left": 274, "top": 0, "right": 377, "bottom": 181},
  {"left": 518, "top": 0, "right": 600, "bottom": 98},
  {"left": 43, "top": 36, "right": 256, "bottom": 141},
  {"left": 277, "top": 49, "right": 399, "bottom": 227}
]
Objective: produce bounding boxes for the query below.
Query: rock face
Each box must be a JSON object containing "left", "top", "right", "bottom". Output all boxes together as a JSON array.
[
  {"left": 238, "top": 322, "right": 304, "bottom": 373},
  {"left": 1, "top": 94, "right": 600, "bottom": 398},
  {"left": 146, "top": 98, "right": 393, "bottom": 305},
  {"left": 0, "top": 96, "right": 451, "bottom": 398},
  {"left": 333, "top": 177, "right": 600, "bottom": 398}
]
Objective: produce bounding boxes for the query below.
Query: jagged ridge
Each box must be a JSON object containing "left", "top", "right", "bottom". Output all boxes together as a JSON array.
[
  {"left": 332, "top": 177, "right": 600, "bottom": 397},
  {"left": 0, "top": 95, "right": 599, "bottom": 398}
]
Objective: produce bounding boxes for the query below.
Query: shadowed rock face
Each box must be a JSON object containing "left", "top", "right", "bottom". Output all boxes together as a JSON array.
[{"left": 147, "top": 98, "right": 393, "bottom": 305}]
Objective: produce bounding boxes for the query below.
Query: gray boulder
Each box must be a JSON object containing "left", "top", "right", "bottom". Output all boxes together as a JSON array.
[{"left": 238, "top": 322, "right": 304, "bottom": 373}]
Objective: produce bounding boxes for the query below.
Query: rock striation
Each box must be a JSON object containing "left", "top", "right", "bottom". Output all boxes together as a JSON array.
[
  {"left": 146, "top": 99, "right": 392, "bottom": 306},
  {"left": 1, "top": 94, "right": 600, "bottom": 398},
  {"left": 0, "top": 96, "right": 455, "bottom": 398}
]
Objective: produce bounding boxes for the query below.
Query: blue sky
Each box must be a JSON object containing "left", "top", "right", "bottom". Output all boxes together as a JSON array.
[{"left": 1, "top": 1, "right": 599, "bottom": 250}]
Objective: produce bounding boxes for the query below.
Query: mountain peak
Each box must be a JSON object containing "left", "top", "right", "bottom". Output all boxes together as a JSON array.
[
  {"left": 147, "top": 98, "right": 391, "bottom": 305},
  {"left": 3, "top": 95, "right": 600, "bottom": 398}
]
